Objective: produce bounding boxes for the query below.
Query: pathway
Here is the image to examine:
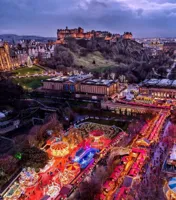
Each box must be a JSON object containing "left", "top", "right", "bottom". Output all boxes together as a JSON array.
[
  {"left": 137, "top": 120, "right": 170, "bottom": 199},
  {"left": 146, "top": 121, "right": 170, "bottom": 175}
]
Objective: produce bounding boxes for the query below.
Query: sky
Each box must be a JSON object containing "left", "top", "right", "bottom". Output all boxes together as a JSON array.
[{"left": 0, "top": 0, "right": 176, "bottom": 38}]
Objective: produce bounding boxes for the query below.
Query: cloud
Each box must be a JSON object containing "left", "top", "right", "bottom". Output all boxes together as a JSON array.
[
  {"left": 167, "top": 12, "right": 176, "bottom": 17},
  {"left": 0, "top": 0, "right": 176, "bottom": 37},
  {"left": 108, "top": 0, "right": 176, "bottom": 12}
]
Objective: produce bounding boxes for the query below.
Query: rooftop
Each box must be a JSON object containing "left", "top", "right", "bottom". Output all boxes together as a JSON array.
[
  {"left": 82, "top": 79, "right": 117, "bottom": 86},
  {"left": 164, "top": 42, "right": 176, "bottom": 46},
  {"left": 45, "top": 73, "right": 93, "bottom": 83},
  {"left": 140, "top": 79, "right": 176, "bottom": 89}
]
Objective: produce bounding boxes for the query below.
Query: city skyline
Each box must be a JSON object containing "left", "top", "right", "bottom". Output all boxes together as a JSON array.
[{"left": 0, "top": 0, "right": 176, "bottom": 38}]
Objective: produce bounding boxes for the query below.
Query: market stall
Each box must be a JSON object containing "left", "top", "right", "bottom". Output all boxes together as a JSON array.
[
  {"left": 58, "top": 163, "right": 80, "bottom": 186},
  {"left": 3, "top": 183, "right": 24, "bottom": 200},
  {"left": 46, "top": 183, "right": 60, "bottom": 199},
  {"left": 19, "top": 168, "right": 39, "bottom": 188}
]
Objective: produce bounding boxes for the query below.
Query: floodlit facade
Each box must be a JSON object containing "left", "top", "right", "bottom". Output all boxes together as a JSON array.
[
  {"left": 139, "top": 79, "right": 176, "bottom": 99},
  {"left": 43, "top": 74, "right": 119, "bottom": 99},
  {"left": 0, "top": 42, "right": 27, "bottom": 71}
]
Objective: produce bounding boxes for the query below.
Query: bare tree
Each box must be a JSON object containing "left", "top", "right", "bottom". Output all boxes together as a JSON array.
[
  {"left": 54, "top": 45, "right": 74, "bottom": 67},
  {"left": 79, "top": 176, "right": 101, "bottom": 200}
]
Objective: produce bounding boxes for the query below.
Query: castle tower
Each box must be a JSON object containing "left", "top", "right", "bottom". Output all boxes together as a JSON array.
[{"left": 78, "top": 27, "right": 84, "bottom": 33}]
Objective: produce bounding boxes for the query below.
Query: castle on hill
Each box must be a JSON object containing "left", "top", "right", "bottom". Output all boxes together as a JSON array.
[{"left": 56, "top": 27, "right": 132, "bottom": 44}]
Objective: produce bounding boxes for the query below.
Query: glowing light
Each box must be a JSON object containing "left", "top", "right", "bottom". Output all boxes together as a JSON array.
[{"left": 15, "top": 152, "right": 22, "bottom": 160}]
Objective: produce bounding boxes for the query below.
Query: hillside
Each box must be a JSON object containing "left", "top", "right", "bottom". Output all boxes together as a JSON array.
[
  {"left": 73, "top": 51, "right": 118, "bottom": 70},
  {"left": 0, "top": 34, "right": 56, "bottom": 43},
  {"left": 41, "top": 38, "right": 174, "bottom": 82}
]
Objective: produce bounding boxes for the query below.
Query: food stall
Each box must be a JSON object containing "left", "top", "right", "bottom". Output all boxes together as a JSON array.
[
  {"left": 19, "top": 168, "right": 39, "bottom": 187},
  {"left": 46, "top": 183, "right": 60, "bottom": 199},
  {"left": 58, "top": 163, "right": 80, "bottom": 186},
  {"left": 3, "top": 183, "right": 24, "bottom": 200}
]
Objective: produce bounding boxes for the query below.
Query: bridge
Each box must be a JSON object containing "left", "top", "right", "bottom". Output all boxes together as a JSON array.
[{"left": 101, "top": 101, "right": 167, "bottom": 115}]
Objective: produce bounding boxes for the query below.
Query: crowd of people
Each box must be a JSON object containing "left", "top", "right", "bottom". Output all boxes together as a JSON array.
[{"left": 130, "top": 122, "right": 171, "bottom": 200}]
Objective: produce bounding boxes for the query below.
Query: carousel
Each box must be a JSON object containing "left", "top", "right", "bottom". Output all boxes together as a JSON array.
[
  {"left": 65, "top": 163, "right": 80, "bottom": 176},
  {"left": 58, "top": 163, "right": 80, "bottom": 186},
  {"left": 50, "top": 141, "right": 69, "bottom": 157},
  {"left": 164, "top": 177, "right": 176, "bottom": 200},
  {"left": 19, "top": 167, "right": 39, "bottom": 188}
]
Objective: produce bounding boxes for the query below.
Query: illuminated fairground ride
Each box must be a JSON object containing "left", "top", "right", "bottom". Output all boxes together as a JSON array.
[
  {"left": 19, "top": 167, "right": 39, "bottom": 188},
  {"left": 90, "top": 130, "right": 104, "bottom": 141},
  {"left": 50, "top": 141, "right": 70, "bottom": 157},
  {"left": 57, "top": 163, "right": 80, "bottom": 186},
  {"left": 62, "top": 128, "right": 84, "bottom": 150},
  {"left": 89, "top": 130, "right": 109, "bottom": 149},
  {"left": 73, "top": 147, "right": 99, "bottom": 169}
]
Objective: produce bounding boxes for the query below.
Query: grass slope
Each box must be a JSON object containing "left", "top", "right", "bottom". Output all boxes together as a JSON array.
[{"left": 74, "top": 51, "right": 118, "bottom": 71}]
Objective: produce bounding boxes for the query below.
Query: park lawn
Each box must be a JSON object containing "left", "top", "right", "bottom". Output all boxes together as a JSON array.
[
  {"left": 13, "top": 76, "right": 50, "bottom": 90},
  {"left": 13, "top": 65, "right": 44, "bottom": 76}
]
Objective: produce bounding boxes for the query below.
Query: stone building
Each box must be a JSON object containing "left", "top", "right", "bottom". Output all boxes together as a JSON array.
[
  {"left": 139, "top": 79, "right": 176, "bottom": 99},
  {"left": 57, "top": 26, "right": 94, "bottom": 41},
  {"left": 56, "top": 26, "right": 130, "bottom": 44},
  {"left": 123, "top": 32, "right": 133, "bottom": 39},
  {"left": 0, "top": 42, "right": 25, "bottom": 71},
  {"left": 28, "top": 43, "right": 55, "bottom": 59},
  {"left": 0, "top": 42, "right": 12, "bottom": 71},
  {"left": 42, "top": 74, "right": 119, "bottom": 100}
]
